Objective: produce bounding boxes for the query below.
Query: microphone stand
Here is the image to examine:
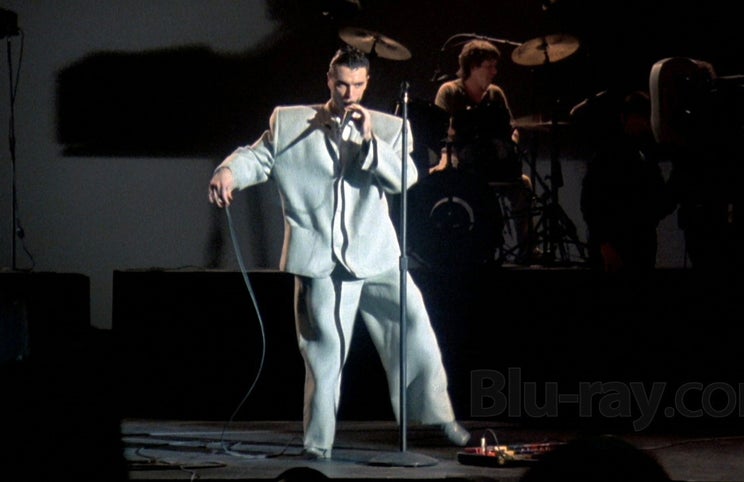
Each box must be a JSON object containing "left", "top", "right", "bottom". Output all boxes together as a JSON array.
[{"left": 368, "top": 81, "right": 438, "bottom": 468}]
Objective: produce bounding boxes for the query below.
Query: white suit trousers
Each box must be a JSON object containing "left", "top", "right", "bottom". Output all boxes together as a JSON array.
[{"left": 294, "top": 266, "right": 456, "bottom": 453}]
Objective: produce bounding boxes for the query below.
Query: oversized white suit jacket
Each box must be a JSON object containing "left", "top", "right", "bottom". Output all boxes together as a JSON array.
[{"left": 218, "top": 104, "right": 418, "bottom": 279}]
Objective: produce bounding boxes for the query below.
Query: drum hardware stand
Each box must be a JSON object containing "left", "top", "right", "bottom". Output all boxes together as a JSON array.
[
  {"left": 491, "top": 146, "right": 546, "bottom": 265},
  {"left": 514, "top": 99, "right": 587, "bottom": 265},
  {"left": 528, "top": 110, "right": 586, "bottom": 265},
  {"left": 511, "top": 33, "right": 587, "bottom": 265}
]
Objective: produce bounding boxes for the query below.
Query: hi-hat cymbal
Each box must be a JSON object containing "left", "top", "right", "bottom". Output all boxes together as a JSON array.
[
  {"left": 511, "top": 33, "right": 579, "bottom": 67},
  {"left": 339, "top": 27, "right": 412, "bottom": 61}
]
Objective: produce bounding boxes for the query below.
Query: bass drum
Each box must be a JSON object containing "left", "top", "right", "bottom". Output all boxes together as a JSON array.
[{"left": 407, "top": 169, "right": 504, "bottom": 270}]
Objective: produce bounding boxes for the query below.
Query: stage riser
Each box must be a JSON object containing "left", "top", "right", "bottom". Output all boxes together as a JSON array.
[{"left": 112, "top": 268, "right": 741, "bottom": 429}]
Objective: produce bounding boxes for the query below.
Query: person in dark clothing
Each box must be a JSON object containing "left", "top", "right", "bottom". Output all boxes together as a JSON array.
[{"left": 578, "top": 90, "right": 675, "bottom": 273}]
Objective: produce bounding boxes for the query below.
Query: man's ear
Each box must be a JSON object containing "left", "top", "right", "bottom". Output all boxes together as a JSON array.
[{"left": 326, "top": 72, "right": 334, "bottom": 90}]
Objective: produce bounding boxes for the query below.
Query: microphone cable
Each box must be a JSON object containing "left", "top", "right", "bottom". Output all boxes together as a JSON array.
[{"left": 218, "top": 204, "right": 268, "bottom": 458}]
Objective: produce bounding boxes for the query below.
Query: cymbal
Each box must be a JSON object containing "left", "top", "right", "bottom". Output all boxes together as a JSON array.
[
  {"left": 339, "top": 27, "right": 412, "bottom": 61},
  {"left": 511, "top": 33, "right": 579, "bottom": 67}
]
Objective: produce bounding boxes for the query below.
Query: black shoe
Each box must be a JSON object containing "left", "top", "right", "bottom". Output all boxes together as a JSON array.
[{"left": 441, "top": 421, "right": 471, "bottom": 447}]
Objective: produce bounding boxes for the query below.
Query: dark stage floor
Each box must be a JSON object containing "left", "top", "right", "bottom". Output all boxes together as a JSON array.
[{"left": 121, "top": 419, "right": 744, "bottom": 481}]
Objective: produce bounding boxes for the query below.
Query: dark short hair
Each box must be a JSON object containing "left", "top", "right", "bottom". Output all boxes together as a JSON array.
[
  {"left": 329, "top": 45, "right": 370, "bottom": 75},
  {"left": 457, "top": 39, "right": 501, "bottom": 80}
]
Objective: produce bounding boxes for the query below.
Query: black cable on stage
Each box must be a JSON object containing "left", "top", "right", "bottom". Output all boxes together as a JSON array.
[{"left": 218, "top": 205, "right": 269, "bottom": 459}]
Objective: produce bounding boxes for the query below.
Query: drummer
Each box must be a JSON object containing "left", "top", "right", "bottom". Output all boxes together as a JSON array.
[{"left": 432, "top": 38, "right": 541, "bottom": 265}]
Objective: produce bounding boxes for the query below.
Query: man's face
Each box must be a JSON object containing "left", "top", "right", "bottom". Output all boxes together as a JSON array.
[
  {"left": 469, "top": 59, "right": 498, "bottom": 88},
  {"left": 328, "top": 65, "right": 369, "bottom": 112}
]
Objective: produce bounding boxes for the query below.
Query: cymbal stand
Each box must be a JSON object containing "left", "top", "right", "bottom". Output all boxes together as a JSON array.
[
  {"left": 489, "top": 142, "right": 544, "bottom": 265},
  {"left": 531, "top": 61, "right": 586, "bottom": 264},
  {"left": 529, "top": 122, "right": 586, "bottom": 264}
]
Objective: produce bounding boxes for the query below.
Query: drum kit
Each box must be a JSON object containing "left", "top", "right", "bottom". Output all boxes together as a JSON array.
[{"left": 339, "top": 27, "right": 586, "bottom": 268}]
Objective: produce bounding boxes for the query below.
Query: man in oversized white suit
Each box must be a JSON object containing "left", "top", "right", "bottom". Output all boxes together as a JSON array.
[{"left": 209, "top": 45, "right": 470, "bottom": 460}]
